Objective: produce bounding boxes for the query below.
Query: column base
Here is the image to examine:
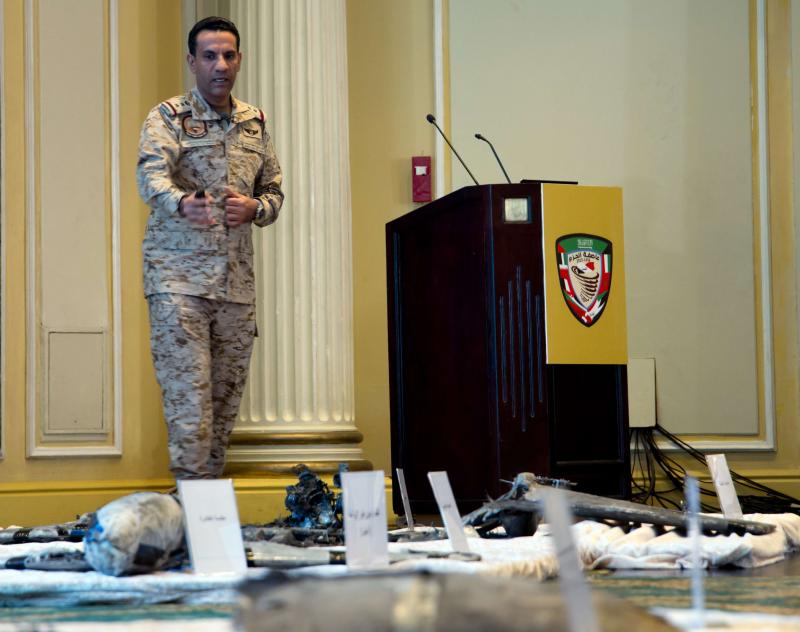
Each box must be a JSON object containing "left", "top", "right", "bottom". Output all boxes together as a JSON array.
[{"left": 224, "top": 428, "right": 373, "bottom": 477}]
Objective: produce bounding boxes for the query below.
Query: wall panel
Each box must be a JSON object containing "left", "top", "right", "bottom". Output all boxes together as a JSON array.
[
  {"left": 25, "top": 0, "right": 120, "bottom": 455},
  {"left": 0, "top": 0, "right": 5, "bottom": 460},
  {"left": 448, "top": 0, "right": 765, "bottom": 443}
]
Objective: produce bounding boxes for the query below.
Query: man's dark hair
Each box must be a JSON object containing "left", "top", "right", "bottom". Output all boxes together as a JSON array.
[{"left": 188, "top": 16, "right": 240, "bottom": 56}]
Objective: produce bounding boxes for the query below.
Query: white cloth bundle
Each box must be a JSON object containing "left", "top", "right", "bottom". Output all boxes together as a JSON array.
[
  {"left": 83, "top": 492, "right": 185, "bottom": 576},
  {"left": 582, "top": 513, "right": 800, "bottom": 570}
]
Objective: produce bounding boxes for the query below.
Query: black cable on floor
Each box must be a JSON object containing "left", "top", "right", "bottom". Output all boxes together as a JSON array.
[{"left": 630, "top": 425, "right": 800, "bottom": 514}]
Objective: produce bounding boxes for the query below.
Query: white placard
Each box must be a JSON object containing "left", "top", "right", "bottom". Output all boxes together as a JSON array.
[
  {"left": 706, "top": 453, "right": 744, "bottom": 520},
  {"left": 177, "top": 478, "right": 247, "bottom": 576},
  {"left": 341, "top": 470, "right": 389, "bottom": 569},
  {"left": 542, "top": 487, "right": 598, "bottom": 632},
  {"left": 427, "top": 471, "right": 470, "bottom": 553},
  {"left": 685, "top": 476, "right": 706, "bottom": 629},
  {"left": 395, "top": 468, "right": 415, "bottom": 530}
]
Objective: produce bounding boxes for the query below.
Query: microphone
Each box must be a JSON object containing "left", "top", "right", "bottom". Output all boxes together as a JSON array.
[
  {"left": 475, "top": 133, "right": 511, "bottom": 184},
  {"left": 425, "top": 114, "right": 479, "bottom": 185}
]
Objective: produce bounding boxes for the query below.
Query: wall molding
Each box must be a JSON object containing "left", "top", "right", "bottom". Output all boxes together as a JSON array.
[
  {"left": 654, "top": 435, "right": 777, "bottom": 454},
  {"left": 41, "top": 328, "right": 109, "bottom": 439},
  {"left": 0, "top": 0, "right": 6, "bottom": 461},
  {"left": 0, "top": 476, "right": 395, "bottom": 526},
  {"left": 437, "top": 1, "right": 777, "bottom": 453},
  {"left": 24, "top": 0, "right": 122, "bottom": 457},
  {"left": 629, "top": 470, "right": 800, "bottom": 507},
  {"left": 753, "top": 0, "right": 776, "bottom": 451},
  {"left": 433, "top": 0, "right": 445, "bottom": 199},
  {"left": 24, "top": 0, "right": 35, "bottom": 456},
  {"left": 110, "top": 0, "right": 123, "bottom": 458}
]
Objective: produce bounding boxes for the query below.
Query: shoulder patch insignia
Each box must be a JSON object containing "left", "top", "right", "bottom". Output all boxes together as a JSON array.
[
  {"left": 160, "top": 96, "right": 191, "bottom": 118},
  {"left": 241, "top": 123, "right": 262, "bottom": 140}
]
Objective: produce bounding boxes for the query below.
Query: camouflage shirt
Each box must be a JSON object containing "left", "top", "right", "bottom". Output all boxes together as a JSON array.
[{"left": 137, "top": 88, "right": 284, "bottom": 304}]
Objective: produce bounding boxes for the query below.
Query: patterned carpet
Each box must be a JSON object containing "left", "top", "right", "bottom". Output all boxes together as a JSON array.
[
  {"left": 3, "top": 564, "right": 800, "bottom": 625},
  {"left": 590, "top": 572, "right": 800, "bottom": 616},
  {"left": 0, "top": 604, "right": 234, "bottom": 624},
  {"left": 4, "top": 575, "right": 800, "bottom": 624}
]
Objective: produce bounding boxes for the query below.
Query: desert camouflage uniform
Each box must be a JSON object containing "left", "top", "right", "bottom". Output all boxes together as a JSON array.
[{"left": 137, "top": 88, "right": 283, "bottom": 479}]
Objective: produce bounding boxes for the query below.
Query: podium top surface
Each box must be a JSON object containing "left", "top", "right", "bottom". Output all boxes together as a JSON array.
[{"left": 387, "top": 183, "right": 627, "bottom": 365}]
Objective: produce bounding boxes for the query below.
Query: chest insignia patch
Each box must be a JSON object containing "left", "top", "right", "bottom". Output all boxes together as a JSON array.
[
  {"left": 242, "top": 125, "right": 261, "bottom": 139},
  {"left": 182, "top": 116, "right": 208, "bottom": 138}
]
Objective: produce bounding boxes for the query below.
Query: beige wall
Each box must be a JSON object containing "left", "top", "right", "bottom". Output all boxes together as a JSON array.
[
  {"left": 795, "top": 2, "right": 800, "bottom": 305},
  {"left": 0, "top": 0, "right": 181, "bottom": 524},
  {"left": 347, "top": 0, "right": 437, "bottom": 474},
  {"left": 450, "top": 0, "right": 758, "bottom": 437},
  {"left": 0, "top": 0, "right": 309, "bottom": 525},
  {"left": 346, "top": 0, "right": 800, "bottom": 496},
  {"left": 2, "top": 0, "right": 800, "bottom": 526},
  {"left": 0, "top": 0, "right": 418, "bottom": 525}
]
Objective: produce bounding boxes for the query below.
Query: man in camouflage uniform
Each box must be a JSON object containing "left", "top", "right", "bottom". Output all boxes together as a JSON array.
[{"left": 137, "top": 17, "right": 283, "bottom": 479}]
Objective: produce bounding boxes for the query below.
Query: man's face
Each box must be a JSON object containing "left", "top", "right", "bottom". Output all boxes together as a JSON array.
[{"left": 188, "top": 30, "right": 241, "bottom": 108}]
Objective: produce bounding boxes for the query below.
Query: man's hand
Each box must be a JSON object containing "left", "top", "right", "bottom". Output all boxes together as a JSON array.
[
  {"left": 179, "top": 191, "right": 216, "bottom": 225},
  {"left": 223, "top": 186, "right": 258, "bottom": 228}
]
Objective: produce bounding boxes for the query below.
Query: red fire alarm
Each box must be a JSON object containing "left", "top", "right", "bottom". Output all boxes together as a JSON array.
[{"left": 412, "top": 156, "right": 432, "bottom": 203}]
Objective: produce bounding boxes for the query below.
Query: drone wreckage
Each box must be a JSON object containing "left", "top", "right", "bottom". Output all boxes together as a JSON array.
[
  {"left": 0, "top": 465, "right": 447, "bottom": 575},
  {"left": 464, "top": 471, "right": 775, "bottom": 538},
  {"left": 0, "top": 467, "right": 775, "bottom": 576}
]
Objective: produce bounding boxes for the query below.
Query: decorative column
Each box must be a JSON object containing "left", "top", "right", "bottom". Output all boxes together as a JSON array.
[{"left": 224, "top": 0, "right": 369, "bottom": 475}]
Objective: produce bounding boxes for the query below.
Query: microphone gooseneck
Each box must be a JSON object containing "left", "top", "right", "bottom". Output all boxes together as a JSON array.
[
  {"left": 475, "top": 133, "right": 511, "bottom": 184},
  {"left": 425, "top": 114, "right": 479, "bottom": 186}
]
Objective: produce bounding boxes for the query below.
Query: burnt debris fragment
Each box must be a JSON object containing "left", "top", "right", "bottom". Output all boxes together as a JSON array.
[{"left": 464, "top": 472, "right": 777, "bottom": 538}]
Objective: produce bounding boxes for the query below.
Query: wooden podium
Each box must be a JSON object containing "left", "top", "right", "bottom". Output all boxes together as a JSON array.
[{"left": 386, "top": 182, "right": 630, "bottom": 514}]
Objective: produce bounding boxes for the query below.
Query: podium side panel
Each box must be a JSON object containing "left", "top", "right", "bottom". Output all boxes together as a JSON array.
[
  {"left": 487, "top": 184, "right": 551, "bottom": 482},
  {"left": 386, "top": 189, "right": 499, "bottom": 514},
  {"left": 542, "top": 185, "right": 627, "bottom": 365}
]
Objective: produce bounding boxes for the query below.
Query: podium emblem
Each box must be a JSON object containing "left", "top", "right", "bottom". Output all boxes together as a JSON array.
[{"left": 556, "top": 234, "right": 613, "bottom": 327}]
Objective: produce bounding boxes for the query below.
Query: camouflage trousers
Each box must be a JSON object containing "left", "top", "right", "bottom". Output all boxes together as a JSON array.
[{"left": 147, "top": 293, "right": 256, "bottom": 479}]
